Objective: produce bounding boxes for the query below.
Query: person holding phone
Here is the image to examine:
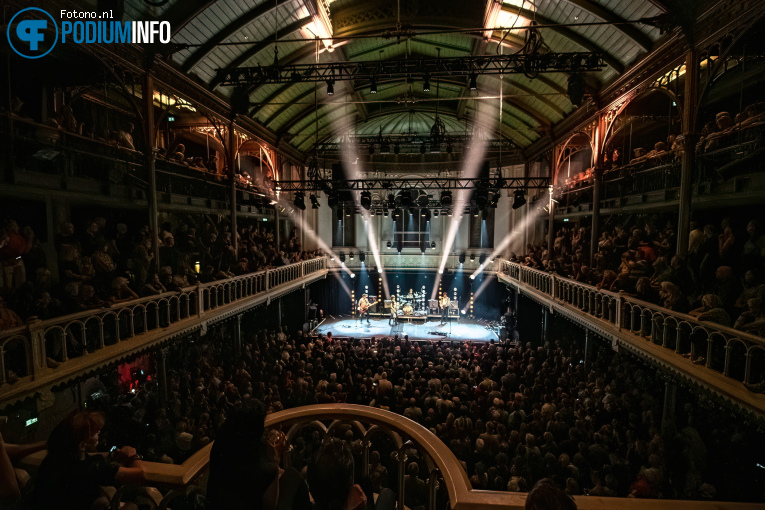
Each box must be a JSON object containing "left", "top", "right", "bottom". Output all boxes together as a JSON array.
[{"left": 32, "top": 411, "right": 145, "bottom": 510}]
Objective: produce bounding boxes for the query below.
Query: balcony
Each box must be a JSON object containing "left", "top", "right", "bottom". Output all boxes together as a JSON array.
[
  {"left": 496, "top": 260, "right": 765, "bottom": 417},
  {"left": 0, "top": 258, "right": 329, "bottom": 407},
  {"left": 17, "top": 404, "right": 763, "bottom": 510},
  {"left": 554, "top": 133, "right": 765, "bottom": 218},
  {"left": 0, "top": 115, "right": 272, "bottom": 216}
]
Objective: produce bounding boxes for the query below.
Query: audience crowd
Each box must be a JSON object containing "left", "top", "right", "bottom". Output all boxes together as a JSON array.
[
  {"left": 36, "top": 320, "right": 754, "bottom": 509},
  {"left": 0, "top": 216, "right": 320, "bottom": 331},
  {"left": 511, "top": 217, "right": 765, "bottom": 337}
]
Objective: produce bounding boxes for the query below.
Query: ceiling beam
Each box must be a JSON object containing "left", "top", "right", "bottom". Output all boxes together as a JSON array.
[
  {"left": 159, "top": 0, "right": 217, "bottom": 37},
  {"left": 209, "top": 16, "right": 312, "bottom": 88},
  {"left": 559, "top": 0, "right": 653, "bottom": 52},
  {"left": 247, "top": 45, "right": 318, "bottom": 105},
  {"left": 182, "top": 0, "right": 292, "bottom": 73},
  {"left": 501, "top": 5, "right": 625, "bottom": 75}
]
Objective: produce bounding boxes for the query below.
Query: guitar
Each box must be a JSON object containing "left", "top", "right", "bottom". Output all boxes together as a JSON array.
[
  {"left": 439, "top": 297, "right": 450, "bottom": 309},
  {"left": 358, "top": 300, "right": 369, "bottom": 314}
]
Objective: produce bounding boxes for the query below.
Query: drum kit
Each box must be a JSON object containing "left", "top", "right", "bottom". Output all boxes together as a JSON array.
[{"left": 395, "top": 291, "right": 427, "bottom": 317}]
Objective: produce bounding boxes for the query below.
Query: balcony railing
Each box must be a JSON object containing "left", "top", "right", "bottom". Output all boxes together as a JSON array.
[
  {"left": 17, "top": 404, "right": 761, "bottom": 510},
  {"left": 497, "top": 260, "right": 765, "bottom": 397},
  {"left": 0, "top": 258, "right": 328, "bottom": 402}
]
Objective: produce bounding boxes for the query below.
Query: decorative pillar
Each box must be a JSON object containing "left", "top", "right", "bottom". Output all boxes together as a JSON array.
[
  {"left": 677, "top": 49, "right": 699, "bottom": 258},
  {"left": 589, "top": 167, "right": 602, "bottom": 266},
  {"left": 157, "top": 347, "right": 168, "bottom": 403},
  {"left": 584, "top": 330, "right": 592, "bottom": 368},
  {"left": 143, "top": 73, "right": 160, "bottom": 274},
  {"left": 235, "top": 314, "right": 242, "bottom": 354},
  {"left": 661, "top": 381, "right": 677, "bottom": 434},
  {"left": 228, "top": 121, "right": 238, "bottom": 256}
]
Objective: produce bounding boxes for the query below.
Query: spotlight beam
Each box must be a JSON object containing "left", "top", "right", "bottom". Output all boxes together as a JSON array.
[
  {"left": 469, "top": 205, "right": 543, "bottom": 278},
  {"left": 276, "top": 198, "right": 354, "bottom": 276}
]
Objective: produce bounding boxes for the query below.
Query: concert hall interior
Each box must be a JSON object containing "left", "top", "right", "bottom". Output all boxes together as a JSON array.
[{"left": 2, "top": 0, "right": 765, "bottom": 509}]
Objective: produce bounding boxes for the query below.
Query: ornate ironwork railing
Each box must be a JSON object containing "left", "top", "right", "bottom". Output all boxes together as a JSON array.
[
  {"left": 497, "top": 260, "right": 765, "bottom": 389},
  {"left": 0, "top": 258, "right": 328, "bottom": 394}
]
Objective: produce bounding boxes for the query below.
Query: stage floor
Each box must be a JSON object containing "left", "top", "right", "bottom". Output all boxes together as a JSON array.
[{"left": 314, "top": 316, "right": 499, "bottom": 342}]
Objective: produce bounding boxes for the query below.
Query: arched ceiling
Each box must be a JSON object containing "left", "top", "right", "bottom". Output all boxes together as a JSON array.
[{"left": 126, "top": 0, "right": 668, "bottom": 155}]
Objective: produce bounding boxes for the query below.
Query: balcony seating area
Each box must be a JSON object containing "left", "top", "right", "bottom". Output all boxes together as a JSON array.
[{"left": 5, "top": 320, "right": 764, "bottom": 509}]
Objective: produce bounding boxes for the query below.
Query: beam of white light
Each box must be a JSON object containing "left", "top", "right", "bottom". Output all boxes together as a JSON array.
[
  {"left": 276, "top": 199, "right": 354, "bottom": 276},
  {"left": 470, "top": 203, "right": 543, "bottom": 278},
  {"left": 470, "top": 273, "right": 496, "bottom": 304},
  {"left": 433, "top": 97, "right": 498, "bottom": 299},
  {"left": 336, "top": 106, "right": 390, "bottom": 299}
]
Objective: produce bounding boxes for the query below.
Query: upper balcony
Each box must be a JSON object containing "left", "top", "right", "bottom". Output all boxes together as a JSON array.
[
  {"left": 0, "top": 257, "right": 329, "bottom": 408},
  {"left": 495, "top": 260, "right": 765, "bottom": 419}
]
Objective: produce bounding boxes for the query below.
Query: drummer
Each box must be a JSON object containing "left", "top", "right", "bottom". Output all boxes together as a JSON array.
[{"left": 389, "top": 295, "right": 398, "bottom": 325}]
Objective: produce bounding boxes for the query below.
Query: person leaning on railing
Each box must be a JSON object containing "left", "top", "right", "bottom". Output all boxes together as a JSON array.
[{"left": 31, "top": 411, "right": 146, "bottom": 510}]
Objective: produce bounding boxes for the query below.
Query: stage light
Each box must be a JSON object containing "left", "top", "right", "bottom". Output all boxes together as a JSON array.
[
  {"left": 490, "top": 191, "right": 501, "bottom": 208},
  {"left": 327, "top": 80, "right": 334, "bottom": 95},
  {"left": 512, "top": 189, "right": 527, "bottom": 209},
  {"left": 470, "top": 253, "right": 475, "bottom": 261},
  {"left": 346, "top": 208, "right": 351, "bottom": 216},
  {"left": 400, "top": 191, "right": 412, "bottom": 208},
  {"left": 567, "top": 73, "right": 585, "bottom": 107},
  {"left": 330, "top": 254, "right": 334, "bottom": 260},
  {"left": 360, "top": 190, "right": 372, "bottom": 210},
  {"left": 394, "top": 208, "right": 401, "bottom": 218},
  {"left": 387, "top": 241, "right": 392, "bottom": 248},
  {"left": 350, "top": 273, "right": 355, "bottom": 278},
  {"left": 469, "top": 274, "right": 475, "bottom": 279},
  {"left": 349, "top": 252, "right": 354, "bottom": 260},
  {"left": 340, "top": 252, "right": 346, "bottom": 262},
  {"left": 459, "top": 253, "right": 466, "bottom": 264},
  {"left": 431, "top": 241, "right": 436, "bottom": 250},
  {"left": 469, "top": 72, "right": 477, "bottom": 90},
  {"left": 447, "top": 209, "right": 453, "bottom": 216},
  {"left": 383, "top": 210, "right": 389, "bottom": 217},
  {"left": 423, "top": 74, "right": 430, "bottom": 92},
  {"left": 310, "top": 194, "right": 320, "bottom": 209},
  {"left": 476, "top": 189, "right": 489, "bottom": 210},
  {"left": 387, "top": 194, "right": 396, "bottom": 209},
  {"left": 327, "top": 194, "right": 338, "bottom": 208},
  {"left": 481, "top": 208, "right": 489, "bottom": 220},
  {"left": 370, "top": 76, "right": 377, "bottom": 94},
  {"left": 359, "top": 252, "right": 366, "bottom": 262},
  {"left": 293, "top": 192, "right": 306, "bottom": 210},
  {"left": 438, "top": 269, "right": 443, "bottom": 274},
  {"left": 417, "top": 191, "right": 429, "bottom": 207},
  {"left": 424, "top": 209, "right": 431, "bottom": 221},
  {"left": 434, "top": 209, "right": 439, "bottom": 217},
  {"left": 440, "top": 190, "right": 452, "bottom": 206},
  {"left": 472, "top": 208, "right": 479, "bottom": 217}
]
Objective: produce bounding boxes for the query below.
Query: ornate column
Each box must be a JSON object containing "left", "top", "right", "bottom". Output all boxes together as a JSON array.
[
  {"left": 143, "top": 73, "right": 160, "bottom": 274},
  {"left": 228, "top": 121, "right": 238, "bottom": 255},
  {"left": 589, "top": 167, "right": 602, "bottom": 266},
  {"left": 677, "top": 48, "right": 699, "bottom": 257}
]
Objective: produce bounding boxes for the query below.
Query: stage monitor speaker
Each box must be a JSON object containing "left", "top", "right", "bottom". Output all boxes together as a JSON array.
[{"left": 331, "top": 162, "right": 354, "bottom": 202}]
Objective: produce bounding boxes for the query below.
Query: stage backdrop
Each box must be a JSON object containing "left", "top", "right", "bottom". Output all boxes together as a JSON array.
[{"left": 310, "top": 270, "right": 509, "bottom": 320}]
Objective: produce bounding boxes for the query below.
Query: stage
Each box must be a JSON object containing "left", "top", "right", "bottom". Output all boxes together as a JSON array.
[{"left": 314, "top": 316, "right": 500, "bottom": 343}]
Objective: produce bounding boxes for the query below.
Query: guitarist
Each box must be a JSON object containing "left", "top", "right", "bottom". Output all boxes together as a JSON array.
[
  {"left": 389, "top": 295, "right": 398, "bottom": 325},
  {"left": 357, "top": 294, "right": 370, "bottom": 323},
  {"left": 439, "top": 293, "right": 451, "bottom": 324}
]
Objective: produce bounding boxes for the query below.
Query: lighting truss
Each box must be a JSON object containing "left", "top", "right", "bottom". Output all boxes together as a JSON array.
[
  {"left": 316, "top": 133, "right": 520, "bottom": 155},
  {"left": 218, "top": 52, "right": 604, "bottom": 86},
  {"left": 274, "top": 176, "right": 549, "bottom": 192}
]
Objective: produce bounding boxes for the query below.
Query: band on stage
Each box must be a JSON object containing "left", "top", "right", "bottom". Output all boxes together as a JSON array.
[{"left": 356, "top": 290, "right": 455, "bottom": 322}]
